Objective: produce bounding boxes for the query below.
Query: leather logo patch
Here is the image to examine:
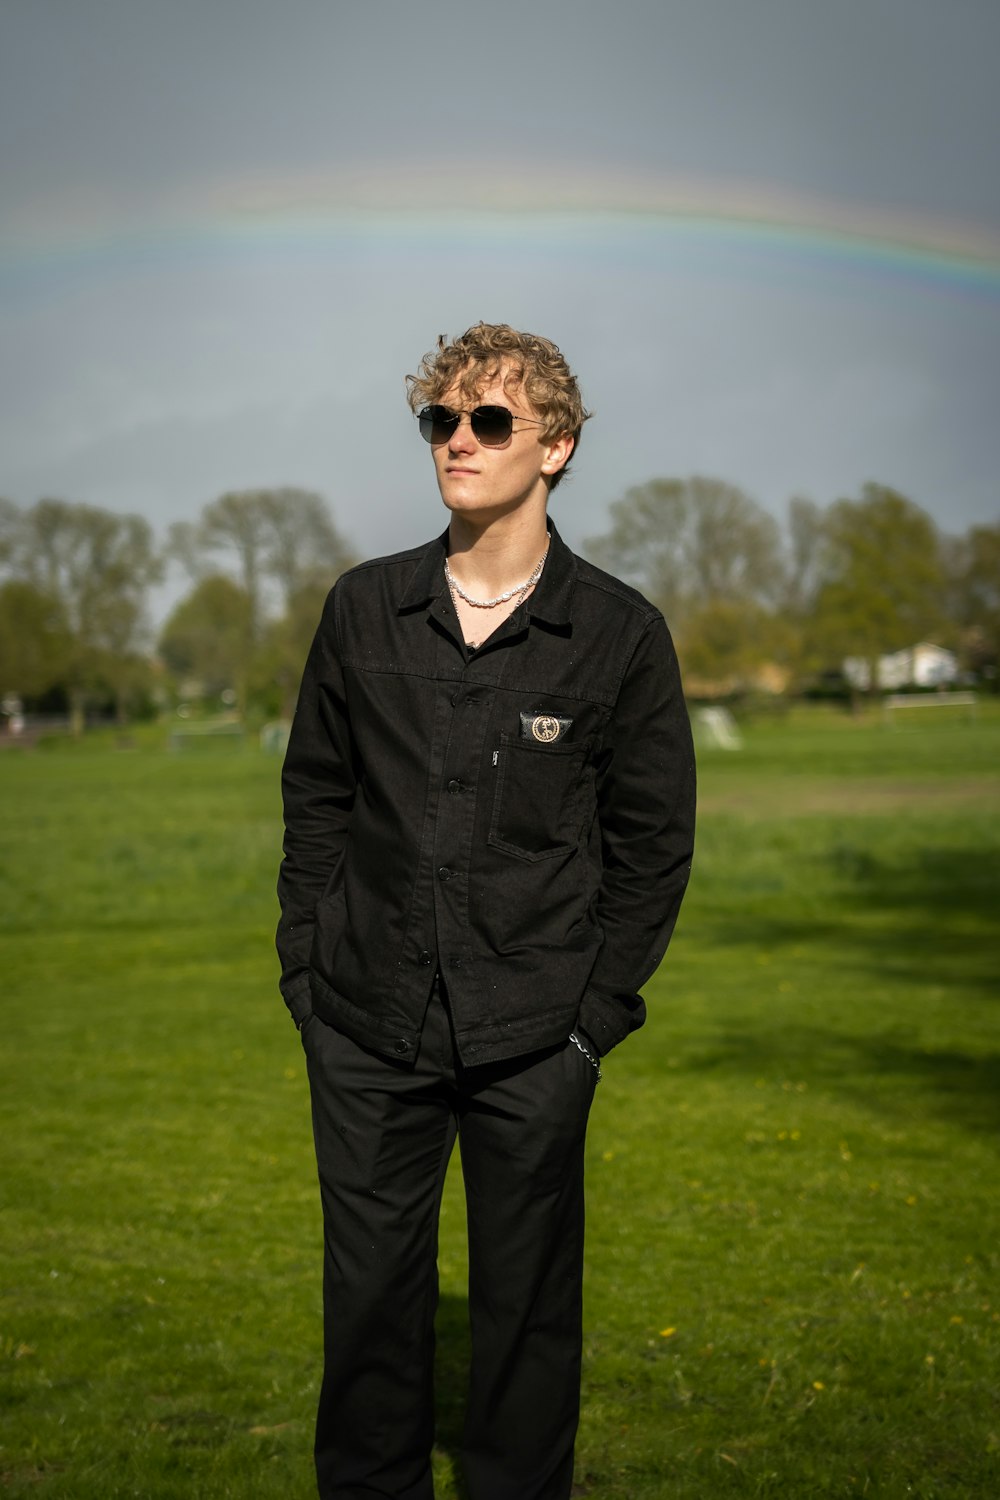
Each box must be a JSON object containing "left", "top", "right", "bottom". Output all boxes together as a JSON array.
[{"left": 519, "top": 711, "right": 572, "bottom": 745}]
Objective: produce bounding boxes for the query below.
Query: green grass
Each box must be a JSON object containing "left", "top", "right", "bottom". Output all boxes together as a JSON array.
[{"left": 1, "top": 705, "right": 998, "bottom": 1497}]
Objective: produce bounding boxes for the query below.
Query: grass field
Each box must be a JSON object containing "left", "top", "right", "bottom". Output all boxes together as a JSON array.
[{"left": 1, "top": 705, "right": 998, "bottom": 1498}]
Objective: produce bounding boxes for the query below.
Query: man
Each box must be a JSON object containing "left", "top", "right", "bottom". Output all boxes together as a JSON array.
[{"left": 277, "top": 323, "right": 695, "bottom": 1500}]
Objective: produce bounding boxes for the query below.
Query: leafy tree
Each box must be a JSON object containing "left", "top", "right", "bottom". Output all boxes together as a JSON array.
[
  {"left": 677, "top": 599, "right": 787, "bottom": 690},
  {"left": 14, "top": 499, "right": 161, "bottom": 730},
  {"left": 261, "top": 576, "right": 338, "bottom": 718},
  {"left": 811, "top": 485, "right": 946, "bottom": 694},
  {"left": 0, "top": 580, "right": 72, "bottom": 702},
  {"left": 942, "top": 521, "right": 1000, "bottom": 683},
  {"left": 158, "top": 575, "right": 254, "bottom": 703}
]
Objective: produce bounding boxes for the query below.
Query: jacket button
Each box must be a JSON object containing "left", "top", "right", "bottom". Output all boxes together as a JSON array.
[
  {"left": 447, "top": 778, "right": 464, "bottom": 794},
  {"left": 418, "top": 950, "right": 432, "bottom": 966},
  {"left": 437, "top": 866, "right": 454, "bottom": 880},
  {"left": 394, "top": 1038, "right": 409, "bottom": 1054}
]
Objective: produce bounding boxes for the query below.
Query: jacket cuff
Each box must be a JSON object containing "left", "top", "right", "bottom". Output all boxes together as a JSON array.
[
  {"left": 280, "top": 975, "right": 313, "bottom": 1029},
  {"left": 576, "top": 985, "right": 647, "bottom": 1057}
]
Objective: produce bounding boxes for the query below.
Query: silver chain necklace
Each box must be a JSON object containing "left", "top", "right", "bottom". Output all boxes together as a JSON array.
[{"left": 445, "top": 536, "right": 550, "bottom": 609}]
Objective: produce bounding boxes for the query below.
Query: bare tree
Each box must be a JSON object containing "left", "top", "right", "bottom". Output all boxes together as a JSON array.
[
  {"left": 783, "top": 496, "right": 825, "bottom": 615},
  {"left": 258, "top": 488, "right": 355, "bottom": 608},
  {"left": 585, "top": 479, "right": 693, "bottom": 617},
  {"left": 199, "top": 492, "right": 270, "bottom": 639},
  {"left": 188, "top": 488, "right": 355, "bottom": 640},
  {"left": 0, "top": 497, "right": 21, "bottom": 571},
  {"left": 585, "top": 476, "right": 784, "bottom": 618}
]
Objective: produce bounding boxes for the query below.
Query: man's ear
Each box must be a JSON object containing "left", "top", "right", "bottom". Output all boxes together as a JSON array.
[{"left": 541, "top": 432, "right": 574, "bottom": 478}]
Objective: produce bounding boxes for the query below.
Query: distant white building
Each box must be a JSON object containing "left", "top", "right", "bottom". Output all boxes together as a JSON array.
[{"left": 843, "top": 642, "right": 959, "bottom": 691}]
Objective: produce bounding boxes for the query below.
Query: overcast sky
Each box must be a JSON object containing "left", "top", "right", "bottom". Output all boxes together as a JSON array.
[{"left": 2, "top": 0, "right": 998, "bottom": 609}]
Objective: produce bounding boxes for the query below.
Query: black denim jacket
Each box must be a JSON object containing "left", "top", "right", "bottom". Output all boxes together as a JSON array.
[{"left": 276, "top": 523, "right": 695, "bottom": 1066}]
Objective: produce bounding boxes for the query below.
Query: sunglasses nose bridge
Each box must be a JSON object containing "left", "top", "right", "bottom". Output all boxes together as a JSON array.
[{"left": 446, "top": 409, "right": 477, "bottom": 446}]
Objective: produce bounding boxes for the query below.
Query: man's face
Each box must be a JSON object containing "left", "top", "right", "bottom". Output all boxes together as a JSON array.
[{"left": 429, "top": 364, "right": 573, "bottom": 522}]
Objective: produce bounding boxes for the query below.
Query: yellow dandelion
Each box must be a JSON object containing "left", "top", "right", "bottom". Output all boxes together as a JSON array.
[
  {"left": 659, "top": 1327, "right": 676, "bottom": 1339},
  {"left": 813, "top": 1381, "right": 825, "bottom": 1391}
]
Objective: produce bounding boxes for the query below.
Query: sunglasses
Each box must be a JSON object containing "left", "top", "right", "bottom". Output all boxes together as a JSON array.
[{"left": 417, "top": 404, "right": 544, "bottom": 447}]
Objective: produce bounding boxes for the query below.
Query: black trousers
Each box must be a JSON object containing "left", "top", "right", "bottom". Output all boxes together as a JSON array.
[{"left": 301, "top": 981, "right": 598, "bottom": 1500}]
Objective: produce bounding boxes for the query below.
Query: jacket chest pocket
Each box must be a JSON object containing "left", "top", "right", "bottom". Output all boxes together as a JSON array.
[{"left": 488, "top": 731, "right": 589, "bottom": 862}]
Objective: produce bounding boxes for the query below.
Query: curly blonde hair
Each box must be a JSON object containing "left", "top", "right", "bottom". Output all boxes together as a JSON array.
[{"left": 405, "top": 323, "right": 591, "bottom": 489}]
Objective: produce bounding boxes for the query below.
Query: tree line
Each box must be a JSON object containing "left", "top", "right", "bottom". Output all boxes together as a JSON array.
[
  {"left": 0, "top": 480, "right": 997, "bottom": 731},
  {"left": 0, "top": 488, "right": 355, "bottom": 731},
  {"left": 585, "top": 479, "right": 998, "bottom": 698}
]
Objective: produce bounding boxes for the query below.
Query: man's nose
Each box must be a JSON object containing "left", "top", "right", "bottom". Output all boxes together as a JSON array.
[{"left": 448, "top": 413, "right": 477, "bottom": 451}]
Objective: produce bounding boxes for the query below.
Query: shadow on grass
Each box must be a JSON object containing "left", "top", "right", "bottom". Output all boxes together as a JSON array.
[
  {"left": 825, "top": 839, "right": 1000, "bottom": 936},
  {"left": 683, "top": 1022, "right": 1000, "bottom": 1133},
  {"left": 679, "top": 843, "right": 1000, "bottom": 1134},
  {"left": 696, "top": 840, "right": 999, "bottom": 989}
]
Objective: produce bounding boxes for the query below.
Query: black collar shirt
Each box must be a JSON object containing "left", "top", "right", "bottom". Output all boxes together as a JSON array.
[{"left": 277, "top": 522, "right": 695, "bottom": 1066}]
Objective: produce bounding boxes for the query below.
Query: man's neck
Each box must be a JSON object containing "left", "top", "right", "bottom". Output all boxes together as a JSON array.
[{"left": 446, "top": 502, "right": 550, "bottom": 597}]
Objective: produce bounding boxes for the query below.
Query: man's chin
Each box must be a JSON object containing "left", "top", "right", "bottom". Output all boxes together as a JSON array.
[{"left": 441, "top": 492, "right": 497, "bottom": 520}]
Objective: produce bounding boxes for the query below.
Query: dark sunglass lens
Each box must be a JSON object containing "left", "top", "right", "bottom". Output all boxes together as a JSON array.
[
  {"left": 470, "top": 406, "right": 514, "bottom": 445},
  {"left": 418, "top": 405, "right": 460, "bottom": 443}
]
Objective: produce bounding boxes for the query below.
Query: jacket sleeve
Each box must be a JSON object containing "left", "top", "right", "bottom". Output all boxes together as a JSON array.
[
  {"left": 576, "top": 613, "right": 696, "bottom": 1055},
  {"left": 276, "top": 584, "right": 356, "bottom": 1024}
]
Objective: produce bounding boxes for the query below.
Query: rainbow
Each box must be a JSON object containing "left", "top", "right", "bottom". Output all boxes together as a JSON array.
[{"left": 3, "top": 163, "right": 999, "bottom": 301}]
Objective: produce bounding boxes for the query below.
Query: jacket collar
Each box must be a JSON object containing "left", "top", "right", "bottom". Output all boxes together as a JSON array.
[{"left": 397, "top": 518, "right": 576, "bottom": 627}]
